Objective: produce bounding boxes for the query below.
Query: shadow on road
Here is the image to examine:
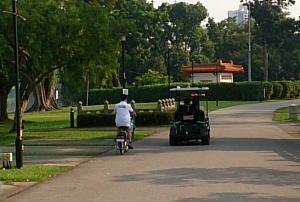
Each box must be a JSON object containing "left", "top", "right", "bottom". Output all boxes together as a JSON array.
[
  {"left": 176, "top": 193, "right": 300, "bottom": 202},
  {"left": 130, "top": 136, "right": 300, "bottom": 164},
  {"left": 113, "top": 167, "right": 300, "bottom": 187}
]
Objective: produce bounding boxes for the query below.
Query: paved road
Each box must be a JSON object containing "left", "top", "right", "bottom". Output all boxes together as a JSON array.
[{"left": 7, "top": 100, "right": 300, "bottom": 202}]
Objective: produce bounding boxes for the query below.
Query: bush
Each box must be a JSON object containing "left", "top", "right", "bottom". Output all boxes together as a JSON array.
[
  {"left": 196, "top": 82, "right": 272, "bottom": 101},
  {"left": 83, "top": 81, "right": 278, "bottom": 104},
  {"left": 77, "top": 112, "right": 173, "bottom": 128},
  {"left": 136, "top": 69, "right": 171, "bottom": 86},
  {"left": 77, "top": 114, "right": 115, "bottom": 127},
  {"left": 291, "top": 80, "right": 300, "bottom": 98},
  {"left": 262, "top": 82, "right": 273, "bottom": 100},
  {"left": 278, "top": 81, "right": 294, "bottom": 99},
  {"left": 135, "top": 112, "right": 173, "bottom": 126},
  {"left": 271, "top": 82, "right": 283, "bottom": 99},
  {"left": 84, "top": 82, "right": 190, "bottom": 105}
]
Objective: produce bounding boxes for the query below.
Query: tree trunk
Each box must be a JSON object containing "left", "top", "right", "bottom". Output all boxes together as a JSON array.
[
  {"left": 0, "top": 91, "right": 9, "bottom": 121},
  {"left": 112, "top": 72, "right": 121, "bottom": 87},
  {"left": 263, "top": 42, "right": 269, "bottom": 81},
  {"left": 10, "top": 81, "right": 32, "bottom": 133},
  {"left": 45, "top": 79, "right": 59, "bottom": 109},
  {"left": 26, "top": 78, "right": 58, "bottom": 112}
]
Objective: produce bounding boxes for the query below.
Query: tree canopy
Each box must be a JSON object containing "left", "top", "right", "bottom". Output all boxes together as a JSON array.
[{"left": 0, "top": 0, "right": 299, "bottom": 122}]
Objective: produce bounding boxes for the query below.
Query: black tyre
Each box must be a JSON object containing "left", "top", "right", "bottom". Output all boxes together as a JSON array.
[
  {"left": 118, "top": 142, "right": 124, "bottom": 155},
  {"left": 169, "top": 135, "right": 176, "bottom": 146},
  {"left": 202, "top": 133, "right": 210, "bottom": 145}
]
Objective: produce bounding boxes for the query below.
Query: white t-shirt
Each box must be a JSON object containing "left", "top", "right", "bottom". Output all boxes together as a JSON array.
[{"left": 114, "top": 101, "right": 134, "bottom": 127}]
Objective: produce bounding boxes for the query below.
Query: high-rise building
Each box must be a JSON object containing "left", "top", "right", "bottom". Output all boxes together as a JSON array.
[{"left": 228, "top": 5, "right": 248, "bottom": 24}]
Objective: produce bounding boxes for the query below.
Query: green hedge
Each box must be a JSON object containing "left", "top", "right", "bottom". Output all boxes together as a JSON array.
[
  {"left": 197, "top": 81, "right": 272, "bottom": 101},
  {"left": 86, "top": 82, "right": 190, "bottom": 105},
  {"left": 135, "top": 112, "right": 173, "bottom": 126},
  {"left": 77, "top": 114, "right": 115, "bottom": 127},
  {"left": 77, "top": 112, "right": 173, "bottom": 128},
  {"left": 271, "top": 82, "right": 283, "bottom": 99},
  {"left": 82, "top": 81, "right": 299, "bottom": 104},
  {"left": 277, "top": 81, "right": 299, "bottom": 99}
]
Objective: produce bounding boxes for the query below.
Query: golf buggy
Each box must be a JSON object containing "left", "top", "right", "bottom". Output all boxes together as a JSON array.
[{"left": 169, "top": 87, "right": 210, "bottom": 145}]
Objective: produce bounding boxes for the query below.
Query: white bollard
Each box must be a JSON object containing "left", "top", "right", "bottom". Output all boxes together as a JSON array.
[{"left": 1, "top": 153, "right": 13, "bottom": 169}]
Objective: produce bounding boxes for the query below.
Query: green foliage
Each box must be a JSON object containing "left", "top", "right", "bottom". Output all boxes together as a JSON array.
[
  {"left": 77, "top": 114, "right": 115, "bottom": 127},
  {"left": 1, "top": 0, "right": 300, "bottom": 113},
  {"left": 135, "top": 112, "right": 173, "bottom": 126},
  {"left": 271, "top": 82, "right": 283, "bottom": 99},
  {"left": 136, "top": 69, "right": 171, "bottom": 86},
  {"left": 278, "top": 81, "right": 296, "bottom": 99},
  {"left": 87, "top": 82, "right": 265, "bottom": 103},
  {"left": 86, "top": 82, "right": 190, "bottom": 104},
  {"left": 274, "top": 105, "right": 300, "bottom": 123},
  {"left": 85, "top": 80, "right": 300, "bottom": 104},
  {"left": 77, "top": 112, "right": 173, "bottom": 128}
]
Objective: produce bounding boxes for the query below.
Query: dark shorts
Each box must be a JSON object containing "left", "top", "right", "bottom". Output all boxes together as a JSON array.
[{"left": 118, "top": 126, "right": 130, "bottom": 132}]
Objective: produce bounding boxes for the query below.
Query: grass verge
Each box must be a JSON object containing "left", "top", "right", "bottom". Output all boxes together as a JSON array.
[
  {"left": 0, "top": 165, "right": 69, "bottom": 182},
  {"left": 273, "top": 106, "right": 300, "bottom": 122}
]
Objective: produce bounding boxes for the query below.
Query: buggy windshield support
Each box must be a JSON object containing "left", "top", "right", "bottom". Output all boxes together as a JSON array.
[{"left": 169, "top": 87, "right": 209, "bottom": 118}]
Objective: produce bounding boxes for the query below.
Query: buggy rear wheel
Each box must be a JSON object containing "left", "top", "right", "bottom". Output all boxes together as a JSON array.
[
  {"left": 202, "top": 134, "right": 210, "bottom": 145},
  {"left": 169, "top": 135, "right": 177, "bottom": 146}
]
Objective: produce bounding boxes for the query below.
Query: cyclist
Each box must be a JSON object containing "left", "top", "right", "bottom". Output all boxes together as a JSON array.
[{"left": 114, "top": 93, "right": 136, "bottom": 149}]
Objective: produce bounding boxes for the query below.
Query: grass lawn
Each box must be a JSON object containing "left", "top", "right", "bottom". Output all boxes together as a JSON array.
[
  {"left": 0, "top": 165, "right": 69, "bottom": 182},
  {"left": 273, "top": 106, "right": 300, "bottom": 122}
]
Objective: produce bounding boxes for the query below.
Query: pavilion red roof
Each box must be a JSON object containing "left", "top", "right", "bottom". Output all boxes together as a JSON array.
[{"left": 181, "top": 60, "right": 244, "bottom": 74}]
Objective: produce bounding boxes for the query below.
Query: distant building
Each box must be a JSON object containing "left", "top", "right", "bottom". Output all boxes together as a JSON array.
[
  {"left": 181, "top": 60, "right": 244, "bottom": 83},
  {"left": 228, "top": 5, "right": 248, "bottom": 24}
]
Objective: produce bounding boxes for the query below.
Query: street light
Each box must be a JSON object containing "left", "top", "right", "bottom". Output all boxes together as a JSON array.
[
  {"left": 3, "top": 1, "right": 26, "bottom": 168},
  {"left": 243, "top": 1, "right": 252, "bottom": 81},
  {"left": 166, "top": 40, "right": 172, "bottom": 97},
  {"left": 11, "top": 0, "right": 23, "bottom": 168},
  {"left": 121, "top": 36, "right": 126, "bottom": 88},
  {"left": 216, "top": 65, "right": 219, "bottom": 107},
  {"left": 1, "top": 0, "right": 24, "bottom": 169}
]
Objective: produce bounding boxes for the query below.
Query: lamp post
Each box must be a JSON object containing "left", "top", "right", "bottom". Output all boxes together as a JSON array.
[
  {"left": 121, "top": 36, "right": 126, "bottom": 88},
  {"left": 216, "top": 66, "right": 219, "bottom": 107},
  {"left": 248, "top": 1, "right": 252, "bottom": 81},
  {"left": 12, "top": 0, "right": 22, "bottom": 168},
  {"left": 2, "top": 1, "right": 26, "bottom": 168},
  {"left": 244, "top": 1, "right": 252, "bottom": 81},
  {"left": 167, "top": 40, "right": 171, "bottom": 98}
]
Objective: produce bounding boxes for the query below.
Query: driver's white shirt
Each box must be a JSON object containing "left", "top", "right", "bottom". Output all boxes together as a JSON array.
[{"left": 114, "top": 101, "right": 133, "bottom": 127}]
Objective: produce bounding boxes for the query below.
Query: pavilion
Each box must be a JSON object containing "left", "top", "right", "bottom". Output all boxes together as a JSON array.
[{"left": 181, "top": 60, "right": 244, "bottom": 83}]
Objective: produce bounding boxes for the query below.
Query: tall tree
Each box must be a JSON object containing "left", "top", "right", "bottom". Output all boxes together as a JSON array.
[
  {"left": 242, "top": 0, "right": 296, "bottom": 81},
  {"left": 0, "top": 0, "right": 120, "bottom": 130},
  {"left": 159, "top": 2, "right": 210, "bottom": 81},
  {"left": 0, "top": 1, "right": 18, "bottom": 121}
]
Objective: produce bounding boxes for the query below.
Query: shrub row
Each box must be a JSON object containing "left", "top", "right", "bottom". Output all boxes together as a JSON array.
[
  {"left": 82, "top": 81, "right": 300, "bottom": 104},
  {"left": 77, "top": 112, "right": 173, "bottom": 128},
  {"left": 86, "top": 82, "right": 190, "bottom": 105}
]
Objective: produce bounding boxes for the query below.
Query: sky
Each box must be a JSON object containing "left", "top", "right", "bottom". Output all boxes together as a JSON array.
[{"left": 151, "top": 0, "right": 300, "bottom": 22}]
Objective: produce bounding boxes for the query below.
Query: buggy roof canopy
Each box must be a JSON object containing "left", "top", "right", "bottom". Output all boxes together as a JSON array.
[
  {"left": 181, "top": 59, "right": 244, "bottom": 74},
  {"left": 170, "top": 87, "right": 209, "bottom": 92}
]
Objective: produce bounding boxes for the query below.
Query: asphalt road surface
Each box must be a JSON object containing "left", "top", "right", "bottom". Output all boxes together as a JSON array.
[{"left": 7, "top": 100, "right": 300, "bottom": 202}]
